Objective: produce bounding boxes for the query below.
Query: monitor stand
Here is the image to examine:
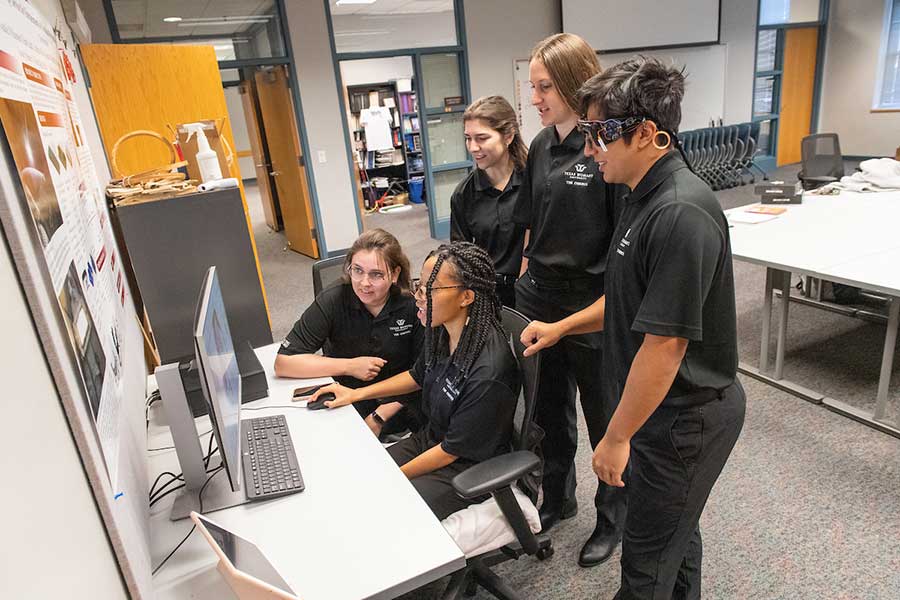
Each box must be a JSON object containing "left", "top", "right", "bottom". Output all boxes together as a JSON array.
[{"left": 156, "top": 363, "right": 251, "bottom": 521}]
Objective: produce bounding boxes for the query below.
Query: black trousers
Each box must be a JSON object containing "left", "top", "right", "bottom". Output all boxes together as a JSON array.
[
  {"left": 615, "top": 382, "right": 746, "bottom": 600},
  {"left": 387, "top": 431, "right": 482, "bottom": 520},
  {"left": 496, "top": 274, "right": 518, "bottom": 309},
  {"left": 514, "top": 273, "right": 627, "bottom": 531}
]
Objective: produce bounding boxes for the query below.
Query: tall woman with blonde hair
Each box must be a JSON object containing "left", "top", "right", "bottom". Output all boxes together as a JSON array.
[
  {"left": 450, "top": 95, "right": 528, "bottom": 307},
  {"left": 512, "top": 33, "right": 626, "bottom": 568}
]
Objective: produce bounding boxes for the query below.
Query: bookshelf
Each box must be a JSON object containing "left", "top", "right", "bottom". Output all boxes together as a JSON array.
[{"left": 347, "top": 81, "right": 408, "bottom": 210}]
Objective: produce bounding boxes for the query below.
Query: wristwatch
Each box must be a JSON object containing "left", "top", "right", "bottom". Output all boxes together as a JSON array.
[{"left": 371, "top": 411, "right": 386, "bottom": 427}]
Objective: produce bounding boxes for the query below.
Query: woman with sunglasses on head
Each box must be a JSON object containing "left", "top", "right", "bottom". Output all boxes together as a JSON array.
[
  {"left": 521, "top": 57, "right": 746, "bottom": 599},
  {"left": 308, "top": 242, "right": 520, "bottom": 519},
  {"left": 274, "top": 228, "right": 423, "bottom": 437},
  {"left": 450, "top": 95, "right": 528, "bottom": 308},
  {"left": 512, "top": 33, "right": 626, "bottom": 568}
]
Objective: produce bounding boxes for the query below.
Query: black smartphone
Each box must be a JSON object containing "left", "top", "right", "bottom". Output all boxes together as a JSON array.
[{"left": 292, "top": 384, "right": 326, "bottom": 400}]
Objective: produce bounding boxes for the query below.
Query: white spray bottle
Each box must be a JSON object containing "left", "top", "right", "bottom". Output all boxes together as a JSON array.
[{"left": 183, "top": 122, "right": 222, "bottom": 183}]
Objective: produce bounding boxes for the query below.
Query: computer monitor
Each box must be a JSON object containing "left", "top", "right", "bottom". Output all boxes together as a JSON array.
[{"left": 194, "top": 266, "right": 242, "bottom": 492}]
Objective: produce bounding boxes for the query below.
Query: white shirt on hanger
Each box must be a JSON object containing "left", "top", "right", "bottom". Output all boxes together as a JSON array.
[{"left": 360, "top": 106, "right": 394, "bottom": 151}]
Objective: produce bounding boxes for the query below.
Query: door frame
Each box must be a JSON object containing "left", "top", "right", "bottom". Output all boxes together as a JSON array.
[
  {"left": 101, "top": 0, "right": 329, "bottom": 254},
  {"left": 324, "top": 0, "right": 472, "bottom": 242},
  {"left": 751, "top": 0, "right": 831, "bottom": 170}
]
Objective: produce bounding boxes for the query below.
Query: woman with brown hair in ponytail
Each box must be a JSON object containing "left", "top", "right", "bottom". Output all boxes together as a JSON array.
[{"left": 450, "top": 95, "right": 528, "bottom": 308}]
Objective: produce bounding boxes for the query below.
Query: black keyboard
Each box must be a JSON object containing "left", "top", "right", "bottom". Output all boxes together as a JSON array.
[{"left": 240, "top": 415, "right": 304, "bottom": 501}]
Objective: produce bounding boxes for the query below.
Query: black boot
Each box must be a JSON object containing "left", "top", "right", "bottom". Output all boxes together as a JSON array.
[
  {"left": 578, "top": 520, "right": 622, "bottom": 567},
  {"left": 538, "top": 497, "right": 578, "bottom": 532}
]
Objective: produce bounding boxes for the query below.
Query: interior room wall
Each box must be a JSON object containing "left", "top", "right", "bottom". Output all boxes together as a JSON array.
[
  {"left": 223, "top": 86, "right": 255, "bottom": 181},
  {"left": 466, "top": 0, "right": 755, "bottom": 134},
  {"left": 283, "top": 1, "right": 360, "bottom": 254},
  {"left": 340, "top": 56, "right": 414, "bottom": 87},
  {"left": 819, "top": 0, "right": 900, "bottom": 157},
  {"left": 599, "top": 0, "right": 757, "bottom": 129},
  {"left": 464, "top": 0, "right": 561, "bottom": 107}
]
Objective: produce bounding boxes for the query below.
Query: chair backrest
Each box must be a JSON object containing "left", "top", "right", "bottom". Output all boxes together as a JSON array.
[
  {"left": 312, "top": 255, "right": 347, "bottom": 297},
  {"left": 500, "top": 307, "right": 543, "bottom": 502},
  {"left": 801, "top": 133, "right": 844, "bottom": 179}
]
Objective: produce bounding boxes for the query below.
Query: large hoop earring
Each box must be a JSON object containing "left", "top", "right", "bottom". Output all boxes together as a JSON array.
[{"left": 653, "top": 130, "right": 671, "bottom": 150}]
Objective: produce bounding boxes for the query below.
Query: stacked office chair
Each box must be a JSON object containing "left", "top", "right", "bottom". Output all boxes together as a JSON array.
[
  {"left": 439, "top": 307, "right": 552, "bottom": 600},
  {"left": 678, "top": 121, "right": 767, "bottom": 190},
  {"left": 311, "top": 254, "right": 347, "bottom": 296},
  {"left": 798, "top": 133, "right": 844, "bottom": 190}
]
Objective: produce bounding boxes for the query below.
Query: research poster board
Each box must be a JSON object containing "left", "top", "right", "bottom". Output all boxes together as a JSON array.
[{"left": 0, "top": 0, "right": 130, "bottom": 487}]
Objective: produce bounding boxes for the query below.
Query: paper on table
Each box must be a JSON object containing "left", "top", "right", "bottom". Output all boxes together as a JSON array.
[{"left": 727, "top": 210, "right": 779, "bottom": 224}]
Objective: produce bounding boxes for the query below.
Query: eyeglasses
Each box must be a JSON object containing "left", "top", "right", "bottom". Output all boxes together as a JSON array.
[
  {"left": 412, "top": 279, "right": 465, "bottom": 298},
  {"left": 347, "top": 264, "right": 387, "bottom": 283},
  {"left": 576, "top": 116, "right": 647, "bottom": 152}
]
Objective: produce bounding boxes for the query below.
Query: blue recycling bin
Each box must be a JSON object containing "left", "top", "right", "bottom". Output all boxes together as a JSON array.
[{"left": 409, "top": 177, "right": 425, "bottom": 204}]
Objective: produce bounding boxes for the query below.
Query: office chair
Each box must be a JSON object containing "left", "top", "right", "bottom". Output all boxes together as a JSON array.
[
  {"left": 440, "top": 307, "right": 552, "bottom": 600},
  {"left": 311, "top": 255, "right": 346, "bottom": 297},
  {"left": 798, "top": 133, "right": 844, "bottom": 190}
]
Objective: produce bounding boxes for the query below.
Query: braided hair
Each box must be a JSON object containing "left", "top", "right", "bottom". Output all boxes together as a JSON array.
[{"left": 423, "top": 241, "right": 504, "bottom": 383}]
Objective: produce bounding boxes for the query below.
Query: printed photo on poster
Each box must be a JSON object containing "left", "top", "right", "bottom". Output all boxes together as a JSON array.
[
  {"left": 58, "top": 261, "right": 106, "bottom": 419},
  {"left": 0, "top": 97, "right": 64, "bottom": 246}
]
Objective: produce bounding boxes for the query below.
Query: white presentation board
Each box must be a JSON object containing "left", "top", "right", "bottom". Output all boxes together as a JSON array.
[
  {"left": 562, "top": 0, "right": 721, "bottom": 52},
  {"left": 0, "top": 0, "right": 152, "bottom": 597}
]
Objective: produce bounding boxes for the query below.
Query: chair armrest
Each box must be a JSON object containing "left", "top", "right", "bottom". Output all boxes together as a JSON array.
[{"left": 452, "top": 451, "right": 540, "bottom": 500}]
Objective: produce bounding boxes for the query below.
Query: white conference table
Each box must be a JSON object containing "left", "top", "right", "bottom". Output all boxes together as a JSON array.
[
  {"left": 727, "top": 189, "right": 900, "bottom": 436},
  {"left": 147, "top": 344, "right": 465, "bottom": 600}
]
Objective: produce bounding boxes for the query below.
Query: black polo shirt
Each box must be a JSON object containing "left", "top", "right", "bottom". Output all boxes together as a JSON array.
[
  {"left": 513, "top": 125, "right": 621, "bottom": 281},
  {"left": 603, "top": 152, "right": 738, "bottom": 407},
  {"left": 408, "top": 326, "right": 519, "bottom": 463},
  {"left": 450, "top": 169, "right": 526, "bottom": 277},
  {"left": 278, "top": 284, "right": 423, "bottom": 390}
]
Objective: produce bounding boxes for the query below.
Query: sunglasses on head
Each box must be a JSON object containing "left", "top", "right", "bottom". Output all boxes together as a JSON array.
[{"left": 576, "top": 116, "right": 647, "bottom": 151}]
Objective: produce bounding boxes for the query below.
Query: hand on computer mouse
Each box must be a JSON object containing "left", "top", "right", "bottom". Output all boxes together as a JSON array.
[
  {"left": 306, "top": 392, "right": 335, "bottom": 410},
  {"left": 307, "top": 383, "right": 357, "bottom": 409}
]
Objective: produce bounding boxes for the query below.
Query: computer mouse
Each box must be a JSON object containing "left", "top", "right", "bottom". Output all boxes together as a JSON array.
[{"left": 306, "top": 392, "right": 335, "bottom": 410}]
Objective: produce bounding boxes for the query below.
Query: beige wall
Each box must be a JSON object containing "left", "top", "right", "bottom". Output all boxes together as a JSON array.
[
  {"left": 819, "top": 0, "right": 900, "bottom": 156},
  {"left": 464, "top": 0, "right": 561, "bottom": 107}
]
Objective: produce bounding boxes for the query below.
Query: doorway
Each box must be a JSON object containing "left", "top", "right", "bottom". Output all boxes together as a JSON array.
[
  {"left": 226, "top": 66, "right": 319, "bottom": 258},
  {"left": 338, "top": 56, "right": 429, "bottom": 239}
]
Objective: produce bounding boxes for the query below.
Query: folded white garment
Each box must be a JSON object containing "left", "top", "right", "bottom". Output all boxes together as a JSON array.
[
  {"left": 441, "top": 486, "right": 541, "bottom": 558},
  {"left": 826, "top": 158, "right": 900, "bottom": 193}
]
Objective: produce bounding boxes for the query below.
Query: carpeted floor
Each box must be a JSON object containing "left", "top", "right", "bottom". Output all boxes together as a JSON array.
[{"left": 245, "top": 162, "right": 900, "bottom": 599}]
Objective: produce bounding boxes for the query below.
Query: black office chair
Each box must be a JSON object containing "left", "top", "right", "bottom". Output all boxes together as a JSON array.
[
  {"left": 798, "top": 133, "right": 844, "bottom": 190},
  {"left": 311, "top": 255, "right": 346, "bottom": 297},
  {"left": 440, "top": 307, "right": 552, "bottom": 600}
]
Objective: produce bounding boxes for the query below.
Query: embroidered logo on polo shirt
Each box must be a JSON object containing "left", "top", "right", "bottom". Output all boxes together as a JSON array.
[
  {"left": 616, "top": 228, "right": 632, "bottom": 256},
  {"left": 389, "top": 318, "right": 413, "bottom": 336},
  {"left": 564, "top": 161, "right": 594, "bottom": 187},
  {"left": 441, "top": 378, "right": 461, "bottom": 402}
]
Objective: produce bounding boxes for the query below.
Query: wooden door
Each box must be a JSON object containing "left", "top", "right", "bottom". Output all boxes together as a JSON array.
[
  {"left": 239, "top": 80, "right": 280, "bottom": 232},
  {"left": 255, "top": 66, "right": 318, "bottom": 258},
  {"left": 777, "top": 27, "right": 819, "bottom": 166}
]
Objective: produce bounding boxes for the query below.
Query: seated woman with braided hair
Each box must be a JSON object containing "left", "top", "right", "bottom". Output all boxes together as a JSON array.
[{"left": 308, "top": 241, "right": 521, "bottom": 519}]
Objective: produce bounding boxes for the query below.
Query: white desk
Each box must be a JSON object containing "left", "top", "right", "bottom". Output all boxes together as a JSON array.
[
  {"left": 728, "top": 190, "right": 900, "bottom": 436},
  {"left": 147, "top": 344, "right": 465, "bottom": 599}
]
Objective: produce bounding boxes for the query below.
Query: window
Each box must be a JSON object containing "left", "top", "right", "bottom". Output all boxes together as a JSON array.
[
  {"left": 328, "top": 0, "right": 457, "bottom": 53},
  {"left": 875, "top": 0, "right": 900, "bottom": 109}
]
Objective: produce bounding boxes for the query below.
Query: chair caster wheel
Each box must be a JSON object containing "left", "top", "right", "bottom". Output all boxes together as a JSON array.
[{"left": 536, "top": 546, "right": 554, "bottom": 561}]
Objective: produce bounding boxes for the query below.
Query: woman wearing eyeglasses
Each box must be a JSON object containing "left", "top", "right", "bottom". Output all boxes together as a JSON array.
[
  {"left": 512, "top": 33, "right": 626, "bottom": 568},
  {"left": 521, "top": 57, "right": 746, "bottom": 599},
  {"left": 274, "top": 228, "right": 423, "bottom": 437},
  {"left": 308, "top": 242, "right": 519, "bottom": 520}
]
